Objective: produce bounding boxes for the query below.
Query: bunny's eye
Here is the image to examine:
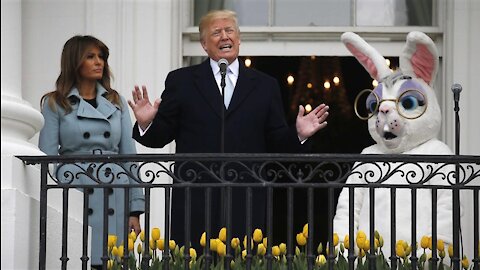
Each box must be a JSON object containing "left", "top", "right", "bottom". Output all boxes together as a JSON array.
[
  {"left": 399, "top": 91, "right": 425, "bottom": 110},
  {"left": 397, "top": 89, "right": 427, "bottom": 119},
  {"left": 366, "top": 99, "right": 378, "bottom": 113},
  {"left": 400, "top": 95, "right": 419, "bottom": 110}
]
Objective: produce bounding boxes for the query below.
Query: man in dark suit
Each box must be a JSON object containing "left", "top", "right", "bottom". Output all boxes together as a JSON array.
[{"left": 128, "top": 9, "right": 329, "bottom": 250}]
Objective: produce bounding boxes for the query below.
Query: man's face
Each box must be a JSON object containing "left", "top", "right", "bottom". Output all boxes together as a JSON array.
[{"left": 201, "top": 18, "right": 240, "bottom": 64}]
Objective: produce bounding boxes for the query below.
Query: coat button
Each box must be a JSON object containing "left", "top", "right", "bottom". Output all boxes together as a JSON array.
[
  {"left": 104, "top": 131, "right": 110, "bottom": 138},
  {"left": 88, "top": 208, "right": 93, "bottom": 215},
  {"left": 83, "top": 132, "right": 90, "bottom": 139},
  {"left": 108, "top": 208, "right": 114, "bottom": 215}
]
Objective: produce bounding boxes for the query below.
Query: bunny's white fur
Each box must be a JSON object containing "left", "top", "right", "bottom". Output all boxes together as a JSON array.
[{"left": 334, "top": 32, "right": 454, "bottom": 259}]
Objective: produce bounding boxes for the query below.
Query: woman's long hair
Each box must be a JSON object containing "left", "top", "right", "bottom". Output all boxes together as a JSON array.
[{"left": 41, "top": 35, "right": 121, "bottom": 113}]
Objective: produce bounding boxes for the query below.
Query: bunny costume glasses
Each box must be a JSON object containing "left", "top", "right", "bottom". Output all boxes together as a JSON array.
[{"left": 354, "top": 88, "right": 428, "bottom": 120}]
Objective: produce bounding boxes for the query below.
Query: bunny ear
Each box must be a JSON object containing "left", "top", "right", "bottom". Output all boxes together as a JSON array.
[
  {"left": 341, "top": 32, "right": 391, "bottom": 81},
  {"left": 400, "top": 31, "right": 439, "bottom": 85}
]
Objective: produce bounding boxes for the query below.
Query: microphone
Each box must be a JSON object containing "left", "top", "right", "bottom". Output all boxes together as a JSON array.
[
  {"left": 451, "top": 83, "right": 462, "bottom": 103},
  {"left": 218, "top": 58, "right": 228, "bottom": 78}
]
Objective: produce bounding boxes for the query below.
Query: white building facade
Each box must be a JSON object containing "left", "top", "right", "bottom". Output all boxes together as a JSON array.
[{"left": 1, "top": 0, "right": 479, "bottom": 269}]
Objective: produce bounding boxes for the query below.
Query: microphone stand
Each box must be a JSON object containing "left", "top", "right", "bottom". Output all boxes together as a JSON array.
[
  {"left": 451, "top": 83, "right": 463, "bottom": 270},
  {"left": 220, "top": 72, "right": 226, "bottom": 154}
]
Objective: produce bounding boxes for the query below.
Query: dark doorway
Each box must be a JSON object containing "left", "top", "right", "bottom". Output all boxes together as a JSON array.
[{"left": 239, "top": 55, "right": 398, "bottom": 247}]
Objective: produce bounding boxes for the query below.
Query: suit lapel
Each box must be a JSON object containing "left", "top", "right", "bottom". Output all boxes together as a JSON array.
[
  {"left": 193, "top": 60, "right": 223, "bottom": 117},
  {"left": 227, "top": 62, "right": 256, "bottom": 114}
]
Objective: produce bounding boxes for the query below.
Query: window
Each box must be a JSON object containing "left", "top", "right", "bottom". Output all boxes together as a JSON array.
[{"left": 192, "top": 0, "right": 434, "bottom": 27}]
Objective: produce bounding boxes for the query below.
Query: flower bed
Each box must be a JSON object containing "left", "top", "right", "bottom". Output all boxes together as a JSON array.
[{"left": 105, "top": 224, "right": 476, "bottom": 270}]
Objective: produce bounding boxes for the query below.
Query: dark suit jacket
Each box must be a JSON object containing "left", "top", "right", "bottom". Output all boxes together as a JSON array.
[
  {"left": 133, "top": 59, "right": 302, "bottom": 153},
  {"left": 133, "top": 59, "right": 303, "bottom": 248}
]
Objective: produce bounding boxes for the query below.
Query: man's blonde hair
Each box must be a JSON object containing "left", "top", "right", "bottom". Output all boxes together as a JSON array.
[{"left": 199, "top": 10, "right": 239, "bottom": 41}]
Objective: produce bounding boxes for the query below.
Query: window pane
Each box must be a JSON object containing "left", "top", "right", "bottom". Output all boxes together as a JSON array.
[
  {"left": 274, "top": 0, "right": 351, "bottom": 26},
  {"left": 356, "top": 0, "right": 433, "bottom": 26},
  {"left": 193, "top": 0, "right": 269, "bottom": 26}
]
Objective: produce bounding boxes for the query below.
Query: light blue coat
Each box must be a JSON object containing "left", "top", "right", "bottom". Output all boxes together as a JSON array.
[{"left": 39, "top": 83, "right": 144, "bottom": 265}]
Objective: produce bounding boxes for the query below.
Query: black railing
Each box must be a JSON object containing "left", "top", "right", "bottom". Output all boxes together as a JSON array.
[{"left": 17, "top": 153, "right": 480, "bottom": 270}]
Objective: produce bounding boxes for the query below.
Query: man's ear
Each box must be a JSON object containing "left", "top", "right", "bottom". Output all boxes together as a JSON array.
[{"left": 201, "top": 40, "right": 208, "bottom": 53}]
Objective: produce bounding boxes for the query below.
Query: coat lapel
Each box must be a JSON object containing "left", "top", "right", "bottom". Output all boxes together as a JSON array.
[
  {"left": 227, "top": 62, "right": 256, "bottom": 114},
  {"left": 193, "top": 60, "right": 223, "bottom": 117},
  {"left": 71, "top": 83, "right": 118, "bottom": 120}
]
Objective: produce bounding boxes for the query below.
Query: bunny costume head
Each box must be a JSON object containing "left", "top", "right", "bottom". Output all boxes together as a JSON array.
[{"left": 342, "top": 31, "right": 442, "bottom": 154}]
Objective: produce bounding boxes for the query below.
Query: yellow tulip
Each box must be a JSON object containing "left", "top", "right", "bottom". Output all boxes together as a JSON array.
[
  {"left": 107, "top": 259, "right": 114, "bottom": 270},
  {"left": 356, "top": 231, "right": 366, "bottom": 250},
  {"left": 396, "top": 244, "right": 405, "bottom": 258},
  {"left": 363, "top": 239, "right": 370, "bottom": 251},
  {"left": 437, "top": 239, "right": 445, "bottom": 251},
  {"left": 272, "top": 245, "right": 280, "bottom": 256},
  {"left": 379, "top": 236, "right": 384, "bottom": 247},
  {"left": 219, "top": 227, "right": 227, "bottom": 243},
  {"left": 151, "top": 227, "right": 161, "bottom": 241},
  {"left": 406, "top": 245, "right": 412, "bottom": 257},
  {"left": 333, "top": 233, "right": 339, "bottom": 247},
  {"left": 317, "top": 242, "right": 323, "bottom": 254},
  {"left": 253, "top": 229, "right": 263, "bottom": 243},
  {"left": 428, "top": 236, "right": 433, "bottom": 250},
  {"left": 420, "top": 236, "right": 429, "bottom": 249},
  {"left": 315, "top": 254, "right": 326, "bottom": 266},
  {"left": 374, "top": 238, "right": 379, "bottom": 250},
  {"left": 190, "top": 248, "right": 197, "bottom": 259},
  {"left": 231, "top": 237, "right": 240, "bottom": 249},
  {"left": 149, "top": 239, "right": 156, "bottom": 250},
  {"left": 112, "top": 246, "right": 119, "bottom": 257},
  {"left": 118, "top": 245, "right": 124, "bottom": 258},
  {"left": 296, "top": 233, "right": 307, "bottom": 246},
  {"left": 128, "top": 238, "right": 134, "bottom": 252},
  {"left": 200, "top": 232, "right": 206, "bottom": 247},
  {"left": 140, "top": 231, "right": 145, "bottom": 242},
  {"left": 344, "top": 235, "right": 349, "bottom": 250},
  {"left": 157, "top": 239, "right": 165, "bottom": 250},
  {"left": 243, "top": 236, "right": 254, "bottom": 250},
  {"left": 217, "top": 241, "right": 226, "bottom": 257},
  {"left": 257, "top": 243, "right": 266, "bottom": 256},
  {"left": 137, "top": 243, "right": 143, "bottom": 254},
  {"left": 462, "top": 255, "right": 469, "bottom": 269},
  {"left": 169, "top": 240, "right": 176, "bottom": 250},
  {"left": 279, "top": 243, "right": 287, "bottom": 255},
  {"left": 439, "top": 250, "right": 445, "bottom": 259},
  {"left": 263, "top": 237, "right": 268, "bottom": 247},
  {"left": 108, "top": 235, "right": 117, "bottom": 249},
  {"left": 295, "top": 246, "right": 301, "bottom": 256},
  {"left": 129, "top": 230, "right": 137, "bottom": 241},
  {"left": 242, "top": 249, "right": 247, "bottom": 260},
  {"left": 448, "top": 244, "right": 453, "bottom": 258},
  {"left": 210, "top": 239, "right": 218, "bottom": 252},
  {"left": 303, "top": 223, "right": 308, "bottom": 238}
]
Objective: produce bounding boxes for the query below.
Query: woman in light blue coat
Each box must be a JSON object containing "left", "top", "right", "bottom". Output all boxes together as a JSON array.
[{"left": 39, "top": 35, "right": 144, "bottom": 269}]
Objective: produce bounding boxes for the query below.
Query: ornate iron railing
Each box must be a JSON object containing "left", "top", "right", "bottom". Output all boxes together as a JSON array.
[{"left": 17, "top": 153, "right": 480, "bottom": 270}]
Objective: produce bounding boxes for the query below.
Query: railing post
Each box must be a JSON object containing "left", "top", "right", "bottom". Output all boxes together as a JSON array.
[{"left": 39, "top": 163, "right": 48, "bottom": 270}]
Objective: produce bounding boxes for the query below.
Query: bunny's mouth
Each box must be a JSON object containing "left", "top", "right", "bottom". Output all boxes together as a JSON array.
[{"left": 383, "top": 132, "right": 397, "bottom": 140}]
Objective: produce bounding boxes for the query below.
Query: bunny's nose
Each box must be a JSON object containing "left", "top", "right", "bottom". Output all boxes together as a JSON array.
[{"left": 379, "top": 103, "right": 393, "bottom": 115}]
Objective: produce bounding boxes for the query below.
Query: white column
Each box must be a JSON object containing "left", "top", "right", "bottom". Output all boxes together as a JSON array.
[{"left": 1, "top": 1, "right": 44, "bottom": 269}]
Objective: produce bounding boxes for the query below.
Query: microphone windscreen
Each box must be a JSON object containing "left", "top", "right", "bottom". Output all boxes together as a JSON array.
[{"left": 218, "top": 58, "right": 228, "bottom": 73}]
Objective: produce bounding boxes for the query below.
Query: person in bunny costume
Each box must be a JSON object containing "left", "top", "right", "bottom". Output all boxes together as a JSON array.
[{"left": 333, "top": 31, "right": 455, "bottom": 259}]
